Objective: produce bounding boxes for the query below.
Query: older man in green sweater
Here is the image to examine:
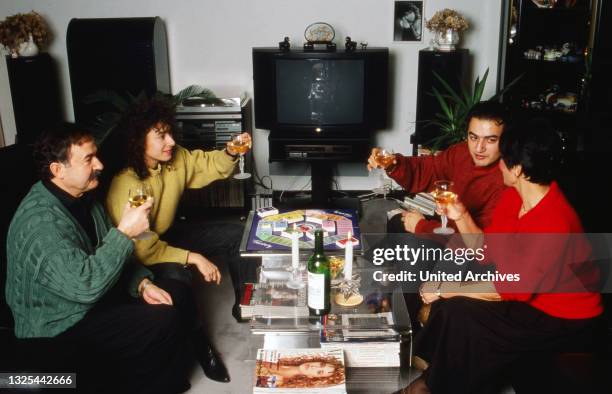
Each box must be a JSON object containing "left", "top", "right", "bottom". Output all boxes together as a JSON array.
[{"left": 5, "top": 124, "right": 193, "bottom": 394}]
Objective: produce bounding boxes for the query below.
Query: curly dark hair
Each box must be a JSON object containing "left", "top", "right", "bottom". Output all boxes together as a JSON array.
[
  {"left": 33, "top": 123, "right": 94, "bottom": 181},
  {"left": 113, "top": 96, "right": 177, "bottom": 179}
]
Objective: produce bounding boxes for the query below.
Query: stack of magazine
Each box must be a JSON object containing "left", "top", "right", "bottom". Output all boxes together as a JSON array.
[
  {"left": 320, "top": 312, "right": 401, "bottom": 368},
  {"left": 240, "top": 281, "right": 308, "bottom": 320},
  {"left": 254, "top": 348, "right": 347, "bottom": 393},
  {"left": 401, "top": 192, "right": 436, "bottom": 216}
]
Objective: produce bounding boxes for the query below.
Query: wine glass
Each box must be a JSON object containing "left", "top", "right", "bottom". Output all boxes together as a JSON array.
[
  {"left": 372, "top": 148, "right": 394, "bottom": 199},
  {"left": 432, "top": 180, "right": 456, "bottom": 235},
  {"left": 230, "top": 134, "right": 252, "bottom": 180},
  {"left": 128, "top": 183, "right": 155, "bottom": 240}
]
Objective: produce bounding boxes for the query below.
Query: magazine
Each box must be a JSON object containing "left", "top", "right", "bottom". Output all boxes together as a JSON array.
[
  {"left": 254, "top": 348, "right": 347, "bottom": 393},
  {"left": 240, "top": 281, "right": 309, "bottom": 319},
  {"left": 321, "top": 312, "right": 400, "bottom": 368}
]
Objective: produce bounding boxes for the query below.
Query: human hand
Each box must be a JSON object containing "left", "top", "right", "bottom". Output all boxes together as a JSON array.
[
  {"left": 367, "top": 147, "right": 397, "bottom": 171},
  {"left": 399, "top": 16, "right": 412, "bottom": 29},
  {"left": 117, "top": 199, "right": 153, "bottom": 239},
  {"left": 401, "top": 210, "right": 425, "bottom": 233},
  {"left": 187, "top": 252, "right": 222, "bottom": 284},
  {"left": 437, "top": 197, "right": 467, "bottom": 222},
  {"left": 140, "top": 280, "right": 173, "bottom": 305},
  {"left": 226, "top": 132, "right": 252, "bottom": 156},
  {"left": 420, "top": 281, "right": 441, "bottom": 305}
]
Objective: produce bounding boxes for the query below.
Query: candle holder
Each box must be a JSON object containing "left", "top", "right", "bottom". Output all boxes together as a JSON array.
[
  {"left": 332, "top": 274, "right": 363, "bottom": 307},
  {"left": 286, "top": 230, "right": 305, "bottom": 289},
  {"left": 286, "top": 266, "right": 305, "bottom": 289}
]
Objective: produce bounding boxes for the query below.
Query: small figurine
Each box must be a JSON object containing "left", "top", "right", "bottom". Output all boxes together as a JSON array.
[
  {"left": 360, "top": 42, "right": 368, "bottom": 50},
  {"left": 345, "top": 36, "right": 357, "bottom": 52},
  {"left": 279, "top": 36, "right": 290, "bottom": 52}
]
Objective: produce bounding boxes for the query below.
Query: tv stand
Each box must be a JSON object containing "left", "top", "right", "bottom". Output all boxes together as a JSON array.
[{"left": 311, "top": 161, "right": 333, "bottom": 206}]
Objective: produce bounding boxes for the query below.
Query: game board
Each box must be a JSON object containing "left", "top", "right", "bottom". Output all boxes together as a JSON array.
[{"left": 245, "top": 209, "right": 361, "bottom": 252}]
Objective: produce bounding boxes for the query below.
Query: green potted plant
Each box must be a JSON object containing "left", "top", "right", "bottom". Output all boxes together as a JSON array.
[
  {"left": 0, "top": 11, "right": 50, "bottom": 57},
  {"left": 425, "top": 68, "right": 521, "bottom": 152}
]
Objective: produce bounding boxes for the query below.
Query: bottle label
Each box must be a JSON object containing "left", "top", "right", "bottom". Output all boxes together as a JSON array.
[{"left": 308, "top": 271, "right": 325, "bottom": 310}]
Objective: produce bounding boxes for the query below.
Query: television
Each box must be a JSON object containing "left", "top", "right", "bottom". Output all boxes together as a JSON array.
[{"left": 252, "top": 47, "right": 388, "bottom": 162}]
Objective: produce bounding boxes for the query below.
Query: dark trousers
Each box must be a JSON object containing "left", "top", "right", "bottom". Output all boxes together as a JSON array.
[
  {"left": 57, "top": 278, "right": 195, "bottom": 394},
  {"left": 161, "top": 219, "right": 257, "bottom": 306},
  {"left": 415, "top": 297, "right": 601, "bottom": 394}
]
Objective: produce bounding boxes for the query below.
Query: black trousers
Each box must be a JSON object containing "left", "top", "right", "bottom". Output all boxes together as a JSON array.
[
  {"left": 57, "top": 278, "right": 195, "bottom": 394},
  {"left": 415, "top": 297, "right": 601, "bottom": 394},
  {"left": 160, "top": 218, "right": 257, "bottom": 306}
]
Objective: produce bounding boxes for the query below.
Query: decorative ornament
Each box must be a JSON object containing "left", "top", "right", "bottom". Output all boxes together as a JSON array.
[{"left": 332, "top": 274, "right": 363, "bottom": 306}]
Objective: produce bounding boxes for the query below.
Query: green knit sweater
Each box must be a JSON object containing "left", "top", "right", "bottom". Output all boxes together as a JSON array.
[{"left": 5, "top": 181, "right": 150, "bottom": 338}]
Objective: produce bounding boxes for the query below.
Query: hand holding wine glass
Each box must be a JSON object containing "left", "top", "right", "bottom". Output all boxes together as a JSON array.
[
  {"left": 370, "top": 148, "right": 395, "bottom": 198},
  {"left": 367, "top": 147, "right": 396, "bottom": 171},
  {"left": 228, "top": 132, "right": 252, "bottom": 180},
  {"left": 117, "top": 196, "right": 153, "bottom": 240},
  {"left": 432, "top": 180, "right": 457, "bottom": 235},
  {"left": 127, "top": 183, "right": 155, "bottom": 240}
]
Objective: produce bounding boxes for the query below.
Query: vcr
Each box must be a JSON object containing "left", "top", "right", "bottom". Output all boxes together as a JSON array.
[{"left": 268, "top": 136, "right": 370, "bottom": 162}]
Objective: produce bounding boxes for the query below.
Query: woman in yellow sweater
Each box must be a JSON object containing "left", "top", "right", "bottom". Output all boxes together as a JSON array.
[{"left": 105, "top": 97, "right": 251, "bottom": 383}]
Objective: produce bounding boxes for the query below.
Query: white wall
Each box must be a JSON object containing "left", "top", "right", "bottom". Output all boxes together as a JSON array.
[{"left": 0, "top": 0, "right": 503, "bottom": 191}]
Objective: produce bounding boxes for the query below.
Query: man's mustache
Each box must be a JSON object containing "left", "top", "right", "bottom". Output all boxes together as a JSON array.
[{"left": 91, "top": 170, "right": 102, "bottom": 180}]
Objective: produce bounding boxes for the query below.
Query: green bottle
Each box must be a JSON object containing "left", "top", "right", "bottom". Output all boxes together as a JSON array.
[{"left": 307, "top": 229, "right": 330, "bottom": 317}]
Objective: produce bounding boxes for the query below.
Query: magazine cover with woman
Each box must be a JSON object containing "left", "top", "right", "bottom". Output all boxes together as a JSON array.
[{"left": 254, "top": 348, "right": 347, "bottom": 393}]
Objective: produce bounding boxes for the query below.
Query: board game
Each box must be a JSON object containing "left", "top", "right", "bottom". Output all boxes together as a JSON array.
[{"left": 245, "top": 209, "right": 361, "bottom": 252}]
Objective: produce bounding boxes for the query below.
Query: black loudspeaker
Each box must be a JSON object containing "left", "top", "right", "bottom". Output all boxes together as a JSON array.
[
  {"left": 67, "top": 17, "right": 170, "bottom": 127},
  {"left": 412, "top": 49, "right": 469, "bottom": 154},
  {"left": 6, "top": 53, "right": 62, "bottom": 146}
]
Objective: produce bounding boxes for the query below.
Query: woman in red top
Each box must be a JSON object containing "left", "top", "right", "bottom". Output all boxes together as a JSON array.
[{"left": 397, "top": 119, "right": 603, "bottom": 394}]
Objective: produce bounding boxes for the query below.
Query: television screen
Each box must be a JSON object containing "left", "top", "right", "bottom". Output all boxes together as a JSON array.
[
  {"left": 276, "top": 59, "right": 364, "bottom": 125},
  {"left": 253, "top": 47, "right": 388, "bottom": 135}
]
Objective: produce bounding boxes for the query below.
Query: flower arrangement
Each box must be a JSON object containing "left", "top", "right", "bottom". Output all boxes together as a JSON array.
[
  {"left": 425, "top": 8, "right": 469, "bottom": 33},
  {"left": 0, "top": 11, "right": 51, "bottom": 55}
]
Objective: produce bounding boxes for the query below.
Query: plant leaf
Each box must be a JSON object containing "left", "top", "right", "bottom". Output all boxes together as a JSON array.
[
  {"left": 433, "top": 71, "right": 463, "bottom": 104},
  {"left": 173, "top": 85, "right": 216, "bottom": 106}
]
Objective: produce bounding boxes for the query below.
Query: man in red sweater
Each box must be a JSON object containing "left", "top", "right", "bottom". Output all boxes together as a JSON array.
[{"left": 367, "top": 101, "right": 507, "bottom": 234}]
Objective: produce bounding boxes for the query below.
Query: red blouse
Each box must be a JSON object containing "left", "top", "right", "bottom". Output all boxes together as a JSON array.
[{"left": 485, "top": 182, "right": 602, "bottom": 319}]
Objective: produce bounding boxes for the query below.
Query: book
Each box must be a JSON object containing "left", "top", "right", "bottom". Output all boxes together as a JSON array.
[
  {"left": 239, "top": 281, "right": 308, "bottom": 320},
  {"left": 254, "top": 348, "right": 347, "bottom": 393}
]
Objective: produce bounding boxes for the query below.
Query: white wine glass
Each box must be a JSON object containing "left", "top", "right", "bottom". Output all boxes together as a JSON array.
[
  {"left": 128, "top": 183, "right": 155, "bottom": 240},
  {"left": 432, "top": 180, "right": 456, "bottom": 235},
  {"left": 372, "top": 148, "right": 394, "bottom": 199},
  {"left": 230, "top": 134, "right": 252, "bottom": 180}
]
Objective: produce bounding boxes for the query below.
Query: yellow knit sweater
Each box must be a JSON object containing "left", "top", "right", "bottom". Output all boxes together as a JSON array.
[{"left": 106, "top": 146, "right": 237, "bottom": 265}]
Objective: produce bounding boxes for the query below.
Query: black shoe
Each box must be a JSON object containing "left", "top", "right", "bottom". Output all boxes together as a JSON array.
[
  {"left": 196, "top": 342, "right": 230, "bottom": 383},
  {"left": 232, "top": 303, "right": 247, "bottom": 323}
]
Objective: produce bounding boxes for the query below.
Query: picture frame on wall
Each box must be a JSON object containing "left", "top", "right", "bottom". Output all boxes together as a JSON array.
[{"left": 393, "top": 1, "right": 424, "bottom": 42}]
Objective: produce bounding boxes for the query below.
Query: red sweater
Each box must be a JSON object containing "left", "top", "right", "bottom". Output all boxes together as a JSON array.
[
  {"left": 387, "top": 143, "right": 506, "bottom": 233},
  {"left": 485, "top": 182, "right": 602, "bottom": 319}
]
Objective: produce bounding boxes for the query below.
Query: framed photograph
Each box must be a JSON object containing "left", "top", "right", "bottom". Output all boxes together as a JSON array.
[{"left": 393, "top": 1, "right": 424, "bottom": 42}]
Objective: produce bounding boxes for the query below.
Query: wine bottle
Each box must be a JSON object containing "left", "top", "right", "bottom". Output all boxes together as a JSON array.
[{"left": 307, "top": 229, "right": 330, "bottom": 318}]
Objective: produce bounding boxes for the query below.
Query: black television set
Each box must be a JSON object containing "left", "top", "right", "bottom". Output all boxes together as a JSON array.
[{"left": 252, "top": 47, "right": 389, "bottom": 162}]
